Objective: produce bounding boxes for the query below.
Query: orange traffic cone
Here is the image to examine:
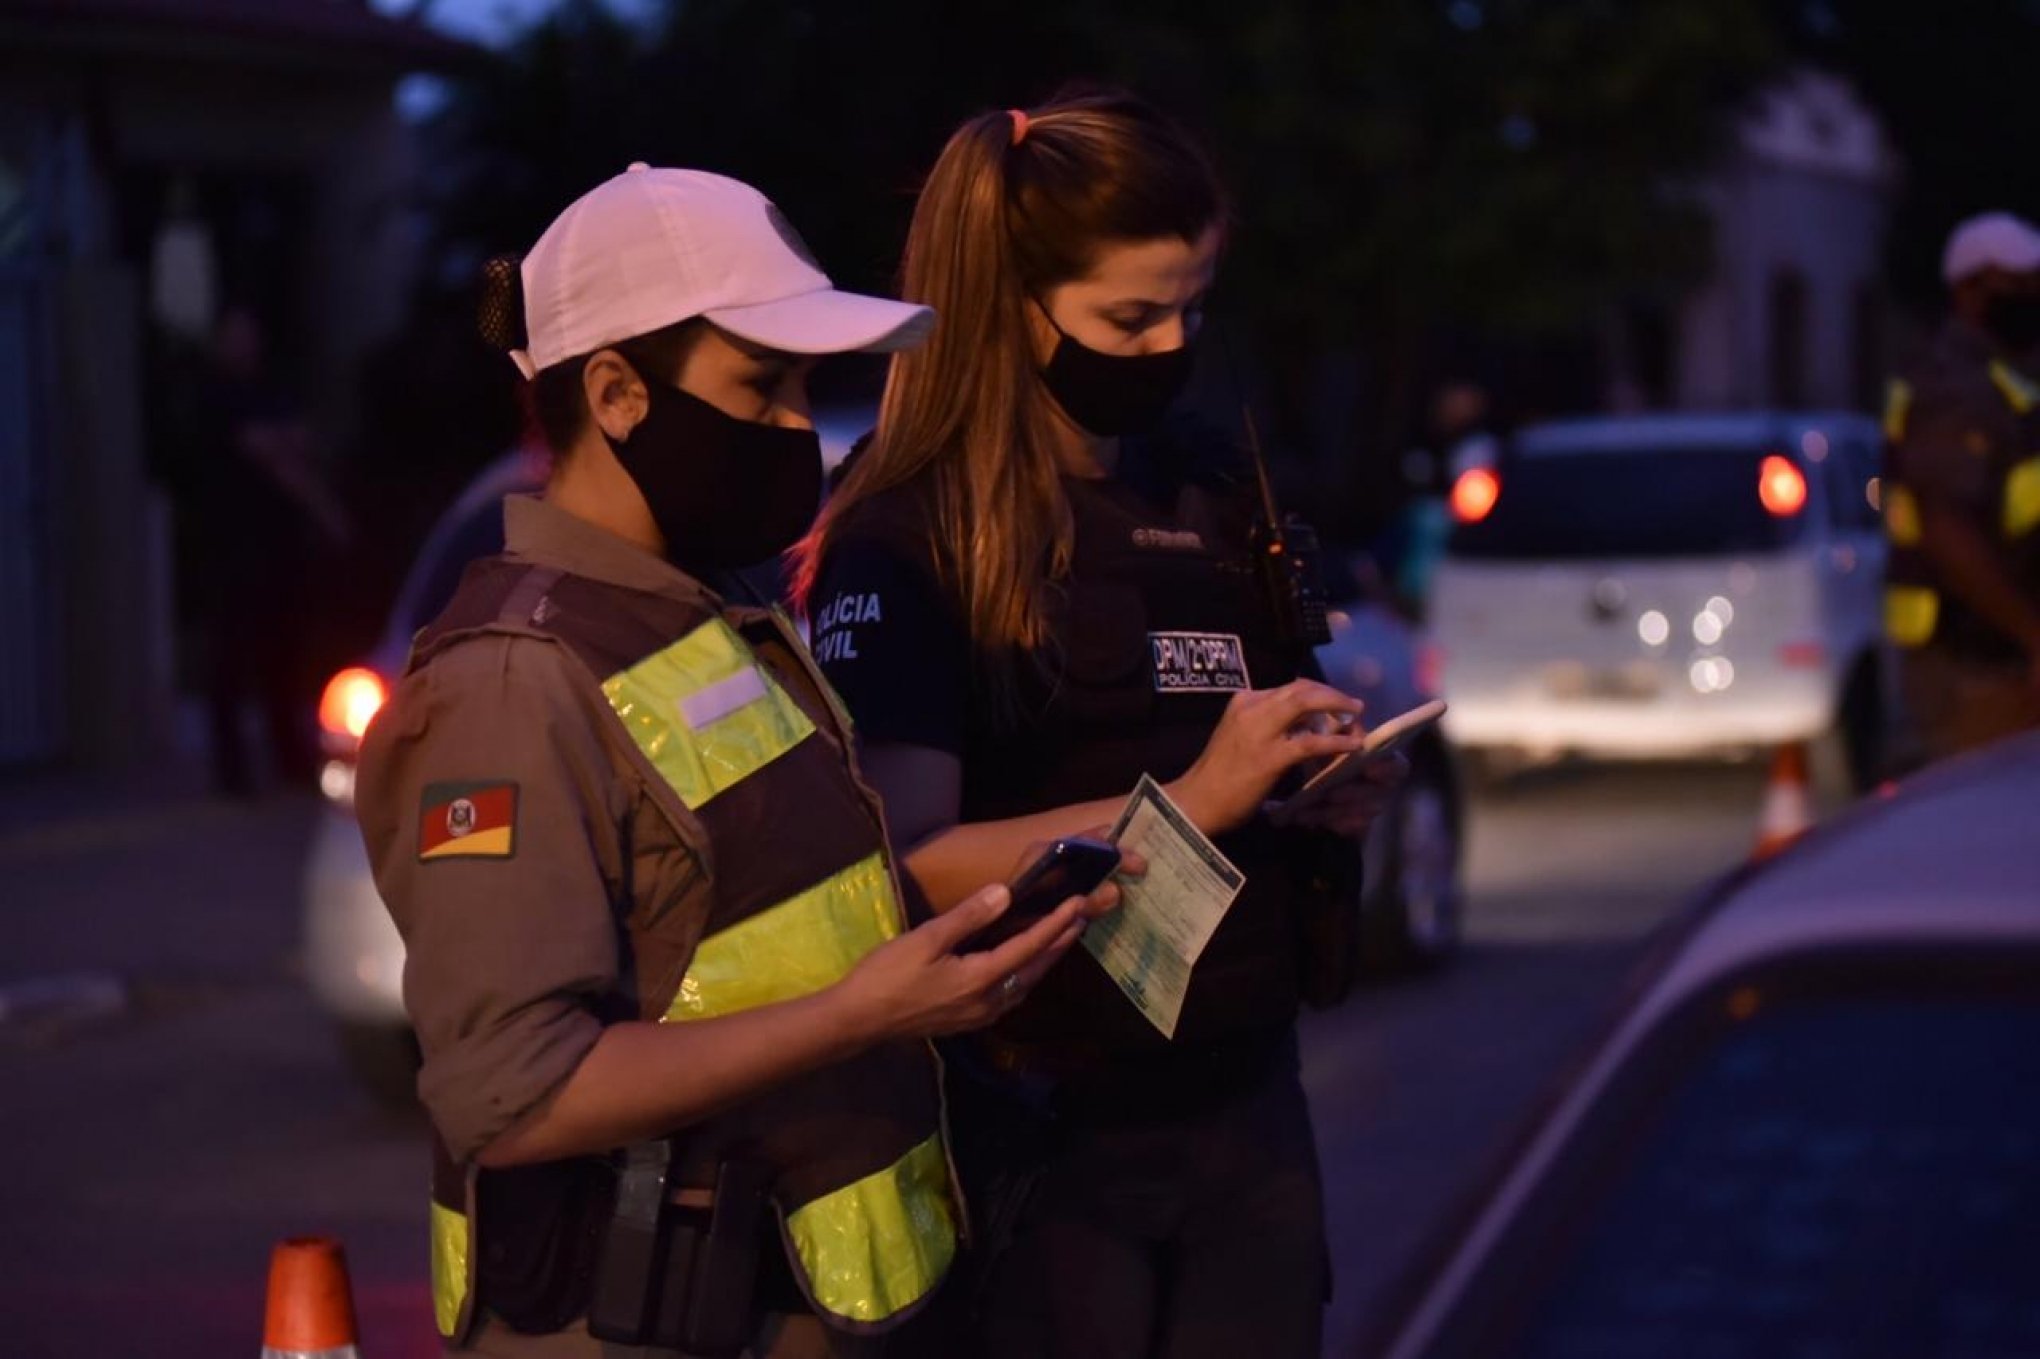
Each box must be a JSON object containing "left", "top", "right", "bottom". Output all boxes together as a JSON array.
[
  {"left": 1752, "top": 742, "right": 1816, "bottom": 861},
  {"left": 262, "top": 1237, "right": 360, "bottom": 1358}
]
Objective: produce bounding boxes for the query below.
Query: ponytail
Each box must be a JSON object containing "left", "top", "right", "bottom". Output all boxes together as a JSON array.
[{"left": 795, "top": 90, "right": 1224, "bottom": 715}]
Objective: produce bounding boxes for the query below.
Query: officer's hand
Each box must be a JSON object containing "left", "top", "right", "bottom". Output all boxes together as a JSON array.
[
  {"left": 1273, "top": 751, "right": 1407, "bottom": 838},
  {"left": 1013, "top": 829, "right": 1148, "bottom": 921},
  {"left": 1171, "top": 681, "right": 1367, "bottom": 834},
  {"left": 834, "top": 879, "right": 1118, "bottom": 1042}
]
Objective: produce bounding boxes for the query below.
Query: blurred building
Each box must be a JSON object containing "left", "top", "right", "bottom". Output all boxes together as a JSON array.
[
  {"left": 1610, "top": 70, "right": 1900, "bottom": 416},
  {"left": 0, "top": 0, "right": 467, "bottom": 768}
]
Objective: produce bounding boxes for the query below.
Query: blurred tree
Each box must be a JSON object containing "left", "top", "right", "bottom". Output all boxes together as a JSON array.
[
  {"left": 1084, "top": 0, "right": 1781, "bottom": 493},
  {"left": 408, "top": 0, "right": 1785, "bottom": 530}
]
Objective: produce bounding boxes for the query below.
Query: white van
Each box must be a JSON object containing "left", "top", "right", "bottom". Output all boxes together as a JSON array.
[{"left": 1430, "top": 412, "right": 1887, "bottom": 786}]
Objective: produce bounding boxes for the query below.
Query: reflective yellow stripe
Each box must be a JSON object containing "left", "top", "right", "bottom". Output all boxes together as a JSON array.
[
  {"left": 2005, "top": 456, "right": 2040, "bottom": 538},
  {"left": 785, "top": 1135, "right": 957, "bottom": 1325},
  {"left": 430, "top": 1199, "right": 469, "bottom": 1338},
  {"left": 1990, "top": 360, "right": 2040, "bottom": 415},
  {"left": 1882, "top": 377, "right": 1914, "bottom": 442},
  {"left": 1885, "top": 585, "right": 1940, "bottom": 647},
  {"left": 664, "top": 853, "right": 900, "bottom": 1022},
  {"left": 1884, "top": 484, "right": 1923, "bottom": 547},
  {"left": 604, "top": 619, "right": 815, "bottom": 809}
]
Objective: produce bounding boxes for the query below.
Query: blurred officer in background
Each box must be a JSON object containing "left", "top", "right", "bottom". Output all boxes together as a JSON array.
[
  {"left": 355, "top": 164, "right": 1121, "bottom": 1358},
  {"left": 1883, "top": 211, "right": 2040, "bottom": 760}
]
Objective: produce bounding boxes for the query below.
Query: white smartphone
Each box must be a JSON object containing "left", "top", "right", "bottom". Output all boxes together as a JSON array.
[{"left": 1273, "top": 699, "right": 1448, "bottom": 819}]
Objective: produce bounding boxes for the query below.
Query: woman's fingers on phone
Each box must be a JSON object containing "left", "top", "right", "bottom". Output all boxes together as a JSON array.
[
  {"left": 1291, "top": 780, "right": 1394, "bottom": 837},
  {"left": 1007, "top": 840, "right": 1054, "bottom": 880},
  {"left": 1006, "top": 912, "right": 1091, "bottom": 999},
  {"left": 1361, "top": 751, "right": 1411, "bottom": 786},
  {"left": 1282, "top": 731, "right": 1367, "bottom": 769},
  {"left": 1074, "top": 879, "right": 1122, "bottom": 920},
  {"left": 1071, "top": 827, "right": 1145, "bottom": 879},
  {"left": 977, "top": 894, "right": 1088, "bottom": 982},
  {"left": 1269, "top": 680, "right": 1364, "bottom": 725},
  {"left": 923, "top": 883, "right": 1010, "bottom": 954}
]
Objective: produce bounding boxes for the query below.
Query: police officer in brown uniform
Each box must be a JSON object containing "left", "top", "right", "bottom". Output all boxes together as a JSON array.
[
  {"left": 1883, "top": 211, "right": 2040, "bottom": 760},
  {"left": 354, "top": 165, "right": 1123, "bottom": 1358}
]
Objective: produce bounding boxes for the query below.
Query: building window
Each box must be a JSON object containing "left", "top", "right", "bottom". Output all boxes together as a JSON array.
[{"left": 1769, "top": 268, "right": 1809, "bottom": 408}]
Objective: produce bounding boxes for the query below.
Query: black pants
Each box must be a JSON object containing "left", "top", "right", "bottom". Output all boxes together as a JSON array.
[{"left": 976, "top": 1041, "right": 1328, "bottom": 1359}]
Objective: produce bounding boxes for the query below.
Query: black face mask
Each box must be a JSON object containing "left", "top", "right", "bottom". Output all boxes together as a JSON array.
[
  {"left": 606, "top": 377, "right": 822, "bottom": 572},
  {"left": 1037, "top": 308, "right": 1196, "bottom": 437},
  {"left": 1984, "top": 292, "right": 2040, "bottom": 354}
]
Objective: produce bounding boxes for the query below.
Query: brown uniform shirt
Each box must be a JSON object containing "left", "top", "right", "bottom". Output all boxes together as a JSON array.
[{"left": 359, "top": 495, "right": 774, "bottom": 1162}]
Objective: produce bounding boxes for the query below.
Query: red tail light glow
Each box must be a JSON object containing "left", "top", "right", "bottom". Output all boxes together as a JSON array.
[
  {"left": 1450, "top": 467, "right": 1501, "bottom": 524},
  {"left": 319, "top": 667, "right": 387, "bottom": 744},
  {"left": 1758, "top": 455, "right": 1807, "bottom": 518},
  {"left": 1415, "top": 643, "right": 1446, "bottom": 698}
]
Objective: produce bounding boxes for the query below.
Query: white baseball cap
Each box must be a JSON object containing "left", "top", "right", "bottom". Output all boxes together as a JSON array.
[
  {"left": 510, "top": 163, "right": 933, "bottom": 377},
  {"left": 1942, "top": 211, "right": 2040, "bottom": 285}
]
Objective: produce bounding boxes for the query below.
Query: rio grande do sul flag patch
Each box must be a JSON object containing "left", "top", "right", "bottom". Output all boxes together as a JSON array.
[{"left": 418, "top": 781, "right": 518, "bottom": 862}]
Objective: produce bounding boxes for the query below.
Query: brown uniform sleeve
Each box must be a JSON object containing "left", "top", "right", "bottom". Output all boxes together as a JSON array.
[
  {"left": 356, "top": 633, "right": 631, "bottom": 1162},
  {"left": 1899, "top": 371, "right": 2013, "bottom": 515}
]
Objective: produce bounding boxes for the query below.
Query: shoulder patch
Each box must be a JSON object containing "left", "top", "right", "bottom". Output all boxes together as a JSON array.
[{"left": 419, "top": 780, "right": 519, "bottom": 861}]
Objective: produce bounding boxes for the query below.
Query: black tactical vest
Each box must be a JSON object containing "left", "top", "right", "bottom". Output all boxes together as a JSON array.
[{"left": 962, "top": 441, "right": 1340, "bottom": 1075}]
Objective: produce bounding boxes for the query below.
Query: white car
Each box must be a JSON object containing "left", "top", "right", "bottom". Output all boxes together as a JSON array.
[
  {"left": 1370, "top": 733, "right": 2040, "bottom": 1358},
  {"left": 1431, "top": 412, "right": 1887, "bottom": 788},
  {"left": 1315, "top": 559, "right": 1466, "bottom": 969}
]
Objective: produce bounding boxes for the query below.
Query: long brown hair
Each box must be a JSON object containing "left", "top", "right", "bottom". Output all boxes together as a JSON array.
[{"left": 794, "top": 90, "right": 1224, "bottom": 705}]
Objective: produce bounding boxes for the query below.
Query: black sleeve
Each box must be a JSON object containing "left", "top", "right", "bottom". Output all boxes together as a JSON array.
[{"left": 809, "top": 533, "right": 970, "bottom": 755}]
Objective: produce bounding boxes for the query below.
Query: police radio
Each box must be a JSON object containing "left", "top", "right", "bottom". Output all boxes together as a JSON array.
[{"left": 1240, "top": 401, "right": 1333, "bottom": 650}]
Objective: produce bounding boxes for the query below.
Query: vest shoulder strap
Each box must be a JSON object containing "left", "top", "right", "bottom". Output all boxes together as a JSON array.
[{"left": 406, "top": 560, "right": 568, "bottom": 674}]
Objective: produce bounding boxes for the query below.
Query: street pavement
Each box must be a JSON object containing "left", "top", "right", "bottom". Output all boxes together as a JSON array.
[{"left": 0, "top": 758, "right": 1775, "bottom": 1357}]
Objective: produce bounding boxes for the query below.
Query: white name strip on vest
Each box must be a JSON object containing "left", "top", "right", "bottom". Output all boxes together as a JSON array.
[
  {"left": 1149, "top": 631, "right": 1251, "bottom": 692},
  {"left": 1085, "top": 775, "right": 1246, "bottom": 1038},
  {"left": 678, "top": 667, "right": 770, "bottom": 730}
]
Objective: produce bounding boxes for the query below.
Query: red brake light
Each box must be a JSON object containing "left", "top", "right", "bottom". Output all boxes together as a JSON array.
[
  {"left": 1450, "top": 467, "right": 1501, "bottom": 524},
  {"left": 1415, "top": 643, "right": 1446, "bottom": 698},
  {"left": 1758, "top": 455, "right": 1807, "bottom": 518},
  {"left": 320, "top": 667, "right": 387, "bottom": 743}
]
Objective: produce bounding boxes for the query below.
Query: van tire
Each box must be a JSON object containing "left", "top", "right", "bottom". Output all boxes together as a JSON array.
[{"left": 1365, "top": 739, "right": 1466, "bottom": 970}]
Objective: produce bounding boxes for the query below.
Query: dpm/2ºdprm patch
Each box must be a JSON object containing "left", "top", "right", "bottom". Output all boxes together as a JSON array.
[{"left": 1149, "top": 631, "right": 1251, "bottom": 693}]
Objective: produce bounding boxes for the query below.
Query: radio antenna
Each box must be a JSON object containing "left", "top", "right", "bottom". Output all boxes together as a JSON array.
[{"left": 1214, "top": 317, "right": 1288, "bottom": 540}]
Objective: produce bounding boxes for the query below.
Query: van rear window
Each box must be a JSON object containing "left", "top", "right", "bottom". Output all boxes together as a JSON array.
[{"left": 1449, "top": 448, "right": 1805, "bottom": 559}]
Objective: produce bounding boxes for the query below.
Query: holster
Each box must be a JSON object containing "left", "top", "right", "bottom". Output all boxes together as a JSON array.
[
  {"left": 940, "top": 1039, "right": 1058, "bottom": 1311},
  {"left": 587, "top": 1142, "right": 774, "bottom": 1356},
  {"left": 472, "top": 1156, "right": 615, "bottom": 1334},
  {"left": 1291, "top": 830, "right": 1367, "bottom": 1009}
]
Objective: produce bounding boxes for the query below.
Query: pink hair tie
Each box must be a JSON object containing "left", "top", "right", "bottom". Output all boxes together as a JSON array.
[{"left": 1008, "top": 109, "right": 1030, "bottom": 146}]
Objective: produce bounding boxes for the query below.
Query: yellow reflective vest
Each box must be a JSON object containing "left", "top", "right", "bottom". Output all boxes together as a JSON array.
[
  {"left": 412, "top": 560, "right": 958, "bottom": 1344},
  {"left": 1882, "top": 351, "right": 2040, "bottom": 655}
]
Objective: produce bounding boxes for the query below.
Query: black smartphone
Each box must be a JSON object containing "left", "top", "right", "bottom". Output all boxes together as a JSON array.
[{"left": 960, "top": 835, "right": 1123, "bottom": 953}]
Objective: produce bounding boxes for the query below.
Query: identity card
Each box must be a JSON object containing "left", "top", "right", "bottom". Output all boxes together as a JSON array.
[{"left": 1085, "top": 775, "right": 1247, "bottom": 1037}]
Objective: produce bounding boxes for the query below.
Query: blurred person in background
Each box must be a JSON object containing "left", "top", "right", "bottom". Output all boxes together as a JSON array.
[
  {"left": 356, "top": 164, "right": 1124, "bottom": 1358},
  {"left": 1390, "top": 379, "right": 1499, "bottom": 619},
  {"left": 188, "top": 304, "right": 351, "bottom": 795},
  {"left": 1882, "top": 211, "right": 2040, "bottom": 760},
  {"left": 799, "top": 91, "right": 1396, "bottom": 1359}
]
